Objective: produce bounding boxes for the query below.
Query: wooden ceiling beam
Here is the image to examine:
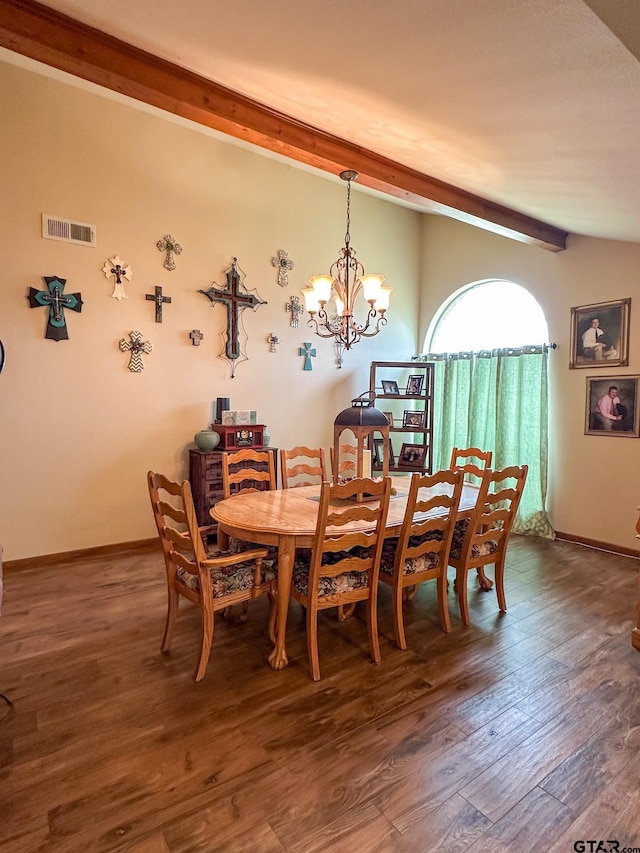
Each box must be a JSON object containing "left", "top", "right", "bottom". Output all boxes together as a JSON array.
[{"left": 0, "top": 0, "right": 568, "bottom": 251}]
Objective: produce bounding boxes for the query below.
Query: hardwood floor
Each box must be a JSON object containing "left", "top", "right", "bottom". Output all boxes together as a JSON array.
[{"left": 1, "top": 535, "right": 639, "bottom": 852}]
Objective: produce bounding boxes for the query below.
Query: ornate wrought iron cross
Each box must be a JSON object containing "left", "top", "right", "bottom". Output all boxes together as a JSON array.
[
  {"left": 157, "top": 235, "right": 182, "bottom": 271},
  {"left": 145, "top": 286, "right": 172, "bottom": 323},
  {"left": 199, "top": 257, "right": 266, "bottom": 368},
  {"left": 286, "top": 294, "right": 304, "bottom": 328},
  {"left": 271, "top": 249, "right": 294, "bottom": 287},
  {"left": 28, "top": 275, "right": 83, "bottom": 341}
]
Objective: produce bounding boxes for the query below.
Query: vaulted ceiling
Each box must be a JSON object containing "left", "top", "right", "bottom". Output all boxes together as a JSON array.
[{"left": 2, "top": 0, "right": 640, "bottom": 250}]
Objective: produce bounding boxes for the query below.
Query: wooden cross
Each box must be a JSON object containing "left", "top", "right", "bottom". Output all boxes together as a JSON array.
[
  {"left": 119, "top": 331, "right": 153, "bottom": 372},
  {"left": 189, "top": 329, "right": 204, "bottom": 346},
  {"left": 157, "top": 235, "right": 182, "bottom": 271},
  {"left": 271, "top": 249, "right": 294, "bottom": 287},
  {"left": 286, "top": 294, "right": 304, "bottom": 328},
  {"left": 28, "top": 275, "right": 83, "bottom": 341},
  {"left": 102, "top": 255, "right": 133, "bottom": 300},
  {"left": 199, "top": 258, "right": 266, "bottom": 362},
  {"left": 267, "top": 332, "right": 280, "bottom": 353},
  {"left": 299, "top": 341, "right": 316, "bottom": 371},
  {"left": 145, "top": 286, "right": 172, "bottom": 323}
]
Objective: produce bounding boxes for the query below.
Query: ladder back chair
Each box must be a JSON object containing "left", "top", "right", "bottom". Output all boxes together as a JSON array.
[
  {"left": 330, "top": 443, "right": 358, "bottom": 481},
  {"left": 221, "top": 448, "right": 277, "bottom": 499},
  {"left": 280, "top": 446, "right": 328, "bottom": 489},
  {"left": 284, "top": 476, "right": 392, "bottom": 681},
  {"left": 379, "top": 469, "right": 463, "bottom": 647},
  {"left": 448, "top": 464, "right": 528, "bottom": 626},
  {"left": 147, "top": 471, "right": 276, "bottom": 681},
  {"left": 449, "top": 446, "right": 493, "bottom": 589}
]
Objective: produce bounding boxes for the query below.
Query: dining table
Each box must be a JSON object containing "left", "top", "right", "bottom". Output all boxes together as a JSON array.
[{"left": 211, "top": 474, "right": 481, "bottom": 670}]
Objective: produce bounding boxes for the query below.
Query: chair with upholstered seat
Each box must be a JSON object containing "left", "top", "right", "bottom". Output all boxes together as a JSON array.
[
  {"left": 448, "top": 464, "right": 528, "bottom": 626},
  {"left": 280, "top": 446, "right": 328, "bottom": 489},
  {"left": 147, "top": 471, "right": 277, "bottom": 681},
  {"left": 379, "top": 469, "right": 463, "bottom": 648},
  {"left": 449, "top": 446, "right": 493, "bottom": 589},
  {"left": 283, "top": 476, "right": 392, "bottom": 681}
]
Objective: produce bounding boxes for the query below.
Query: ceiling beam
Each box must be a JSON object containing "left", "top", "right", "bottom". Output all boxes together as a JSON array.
[{"left": 0, "top": 0, "right": 568, "bottom": 251}]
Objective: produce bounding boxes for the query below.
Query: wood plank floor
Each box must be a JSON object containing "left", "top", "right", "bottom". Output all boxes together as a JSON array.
[{"left": 1, "top": 535, "right": 639, "bottom": 852}]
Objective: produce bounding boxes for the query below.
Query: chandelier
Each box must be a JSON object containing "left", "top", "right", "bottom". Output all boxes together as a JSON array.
[{"left": 302, "top": 170, "right": 392, "bottom": 350}]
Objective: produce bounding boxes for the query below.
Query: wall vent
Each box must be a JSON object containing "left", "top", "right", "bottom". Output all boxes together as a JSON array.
[{"left": 42, "top": 214, "right": 96, "bottom": 247}]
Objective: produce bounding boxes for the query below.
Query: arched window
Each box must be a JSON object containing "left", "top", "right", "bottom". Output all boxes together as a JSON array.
[{"left": 426, "top": 279, "right": 549, "bottom": 353}]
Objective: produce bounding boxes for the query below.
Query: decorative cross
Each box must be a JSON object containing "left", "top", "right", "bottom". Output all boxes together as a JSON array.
[
  {"left": 119, "top": 330, "right": 153, "bottom": 372},
  {"left": 267, "top": 332, "right": 280, "bottom": 353},
  {"left": 157, "top": 235, "right": 182, "bottom": 271},
  {"left": 28, "top": 275, "right": 83, "bottom": 341},
  {"left": 199, "top": 257, "right": 267, "bottom": 369},
  {"left": 271, "top": 249, "right": 294, "bottom": 287},
  {"left": 145, "top": 285, "right": 172, "bottom": 323},
  {"left": 299, "top": 341, "right": 316, "bottom": 371},
  {"left": 190, "top": 329, "right": 204, "bottom": 346},
  {"left": 285, "top": 294, "right": 304, "bottom": 328},
  {"left": 102, "top": 255, "right": 133, "bottom": 300}
]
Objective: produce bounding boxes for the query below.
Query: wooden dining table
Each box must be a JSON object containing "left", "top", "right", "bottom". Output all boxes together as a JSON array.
[{"left": 211, "top": 475, "right": 480, "bottom": 670}]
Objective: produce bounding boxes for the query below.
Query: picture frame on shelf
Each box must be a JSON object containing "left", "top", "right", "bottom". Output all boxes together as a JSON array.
[
  {"left": 402, "top": 410, "right": 425, "bottom": 428},
  {"left": 373, "top": 437, "right": 395, "bottom": 467},
  {"left": 381, "top": 380, "right": 400, "bottom": 395},
  {"left": 383, "top": 411, "right": 394, "bottom": 425},
  {"left": 585, "top": 375, "right": 639, "bottom": 437},
  {"left": 570, "top": 298, "right": 630, "bottom": 369},
  {"left": 406, "top": 374, "right": 425, "bottom": 395},
  {"left": 398, "top": 442, "right": 427, "bottom": 468}
]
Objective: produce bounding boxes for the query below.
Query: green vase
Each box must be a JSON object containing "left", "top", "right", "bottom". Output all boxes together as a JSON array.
[{"left": 194, "top": 429, "right": 220, "bottom": 453}]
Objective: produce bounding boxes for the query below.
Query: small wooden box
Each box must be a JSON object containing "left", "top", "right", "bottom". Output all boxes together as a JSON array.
[{"left": 211, "top": 424, "right": 265, "bottom": 450}]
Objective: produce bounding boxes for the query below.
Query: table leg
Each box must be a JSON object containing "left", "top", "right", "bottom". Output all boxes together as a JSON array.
[{"left": 268, "top": 535, "right": 295, "bottom": 670}]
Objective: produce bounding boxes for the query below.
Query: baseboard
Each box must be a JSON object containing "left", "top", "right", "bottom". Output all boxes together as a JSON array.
[
  {"left": 554, "top": 530, "right": 639, "bottom": 559},
  {"left": 4, "top": 538, "right": 158, "bottom": 571}
]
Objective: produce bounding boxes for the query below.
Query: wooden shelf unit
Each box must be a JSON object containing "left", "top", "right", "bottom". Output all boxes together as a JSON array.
[{"left": 369, "top": 360, "right": 434, "bottom": 474}]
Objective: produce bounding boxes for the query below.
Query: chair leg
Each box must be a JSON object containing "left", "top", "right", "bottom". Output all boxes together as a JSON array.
[
  {"left": 477, "top": 567, "right": 493, "bottom": 591},
  {"left": 306, "top": 602, "right": 321, "bottom": 681},
  {"left": 267, "top": 592, "right": 278, "bottom": 645},
  {"left": 195, "top": 611, "right": 214, "bottom": 682},
  {"left": 495, "top": 558, "right": 507, "bottom": 612},
  {"left": 368, "top": 586, "right": 382, "bottom": 665},
  {"left": 437, "top": 569, "right": 452, "bottom": 633},
  {"left": 393, "top": 579, "right": 408, "bottom": 650},
  {"left": 161, "top": 585, "right": 179, "bottom": 652},
  {"left": 456, "top": 566, "right": 471, "bottom": 626},
  {"left": 337, "top": 603, "right": 356, "bottom": 621}
]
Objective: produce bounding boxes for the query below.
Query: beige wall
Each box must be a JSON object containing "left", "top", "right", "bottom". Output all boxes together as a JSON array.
[
  {"left": 0, "top": 59, "right": 421, "bottom": 560},
  {"left": 420, "top": 215, "right": 640, "bottom": 551}
]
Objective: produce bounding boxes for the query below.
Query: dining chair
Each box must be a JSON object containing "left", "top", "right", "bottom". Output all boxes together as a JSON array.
[
  {"left": 330, "top": 443, "right": 358, "bottom": 481},
  {"left": 379, "top": 469, "right": 463, "bottom": 648},
  {"left": 448, "top": 464, "right": 528, "bottom": 626},
  {"left": 220, "top": 448, "right": 279, "bottom": 558},
  {"left": 147, "top": 471, "right": 277, "bottom": 681},
  {"left": 280, "top": 446, "right": 328, "bottom": 488},
  {"left": 283, "top": 476, "right": 392, "bottom": 681},
  {"left": 449, "top": 446, "right": 493, "bottom": 589}
]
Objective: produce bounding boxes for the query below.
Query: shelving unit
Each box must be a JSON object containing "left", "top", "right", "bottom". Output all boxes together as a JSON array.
[{"left": 369, "top": 360, "right": 434, "bottom": 474}]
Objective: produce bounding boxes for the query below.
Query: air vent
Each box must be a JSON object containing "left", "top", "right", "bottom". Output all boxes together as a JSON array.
[{"left": 42, "top": 214, "right": 96, "bottom": 247}]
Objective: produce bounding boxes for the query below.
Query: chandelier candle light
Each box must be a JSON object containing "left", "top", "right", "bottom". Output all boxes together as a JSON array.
[{"left": 302, "top": 170, "right": 392, "bottom": 350}]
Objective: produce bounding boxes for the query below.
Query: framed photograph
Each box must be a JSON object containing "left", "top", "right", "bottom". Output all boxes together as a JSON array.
[
  {"left": 383, "top": 411, "right": 394, "bottom": 426},
  {"left": 570, "top": 298, "right": 630, "bottom": 369},
  {"left": 398, "top": 442, "right": 427, "bottom": 468},
  {"left": 372, "top": 437, "right": 395, "bottom": 468},
  {"left": 406, "top": 374, "right": 425, "bottom": 395},
  {"left": 585, "top": 375, "right": 640, "bottom": 437},
  {"left": 381, "top": 379, "right": 400, "bottom": 395},
  {"left": 402, "top": 410, "right": 425, "bottom": 429}
]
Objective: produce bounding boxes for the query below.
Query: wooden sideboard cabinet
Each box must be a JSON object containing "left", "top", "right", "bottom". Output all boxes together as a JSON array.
[{"left": 189, "top": 448, "right": 278, "bottom": 531}]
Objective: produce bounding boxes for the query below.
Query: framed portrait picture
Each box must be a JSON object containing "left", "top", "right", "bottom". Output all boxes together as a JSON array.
[
  {"left": 381, "top": 379, "right": 400, "bottom": 395},
  {"left": 570, "top": 298, "right": 630, "bottom": 369},
  {"left": 372, "top": 437, "right": 395, "bottom": 468},
  {"left": 406, "top": 374, "right": 425, "bottom": 395},
  {"left": 585, "top": 375, "right": 640, "bottom": 437},
  {"left": 402, "top": 410, "right": 425, "bottom": 429},
  {"left": 383, "top": 411, "right": 394, "bottom": 425},
  {"left": 398, "top": 442, "right": 427, "bottom": 468}
]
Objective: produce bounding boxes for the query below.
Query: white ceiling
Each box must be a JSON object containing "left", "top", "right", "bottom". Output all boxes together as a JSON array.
[{"left": 29, "top": 0, "right": 640, "bottom": 243}]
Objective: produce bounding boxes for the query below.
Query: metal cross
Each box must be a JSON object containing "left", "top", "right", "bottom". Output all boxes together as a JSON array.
[
  {"left": 286, "top": 294, "right": 304, "bottom": 328},
  {"left": 190, "top": 329, "right": 204, "bottom": 346},
  {"left": 199, "top": 258, "right": 266, "bottom": 362},
  {"left": 267, "top": 332, "right": 280, "bottom": 353},
  {"left": 102, "top": 255, "right": 133, "bottom": 300},
  {"left": 271, "top": 249, "right": 294, "bottom": 287},
  {"left": 299, "top": 341, "right": 317, "bottom": 371},
  {"left": 145, "top": 285, "right": 172, "bottom": 323},
  {"left": 28, "top": 275, "right": 83, "bottom": 341},
  {"left": 157, "top": 235, "right": 182, "bottom": 271},
  {"left": 119, "top": 331, "right": 153, "bottom": 372}
]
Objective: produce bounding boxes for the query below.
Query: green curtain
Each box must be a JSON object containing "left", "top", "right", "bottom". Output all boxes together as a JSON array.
[{"left": 425, "top": 345, "right": 554, "bottom": 538}]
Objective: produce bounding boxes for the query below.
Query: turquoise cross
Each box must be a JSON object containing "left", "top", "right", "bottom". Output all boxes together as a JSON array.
[{"left": 299, "top": 342, "right": 317, "bottom": 371}]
